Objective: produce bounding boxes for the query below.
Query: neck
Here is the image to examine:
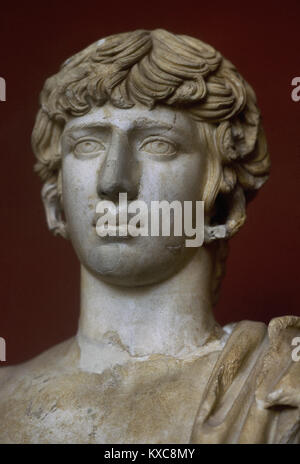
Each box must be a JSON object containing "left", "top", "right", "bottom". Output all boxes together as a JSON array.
[{"left": 77, "top": 248, "right": 220, "bottom": 373}]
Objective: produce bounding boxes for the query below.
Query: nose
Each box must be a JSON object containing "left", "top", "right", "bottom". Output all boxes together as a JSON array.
[{"left": 97, "top": 130, "right": 138, "bottom": 202}]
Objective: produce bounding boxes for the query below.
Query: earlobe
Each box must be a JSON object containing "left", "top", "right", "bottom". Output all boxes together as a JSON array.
[
  {"left": 204, "top": 224, "right": 227, "bottom": 243},
  {"left": 41, "top": 180, "right": 68, "bottom": 239},
  {"left": 204, "top": 186, "right": 246, "bottom": 244}
]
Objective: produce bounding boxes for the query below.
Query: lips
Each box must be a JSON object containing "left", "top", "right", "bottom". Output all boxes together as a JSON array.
[{"left": 92, "top": 210, "right": 140, "bottom": 228}]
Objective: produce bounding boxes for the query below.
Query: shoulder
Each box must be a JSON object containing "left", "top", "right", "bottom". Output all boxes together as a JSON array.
[
  {"left": 230, "top": 316, "right": 300, "bottom": 443},
  {"left": 0, "top": 337, "right": 82, "bottom": 441},
  {"left": 0, "top": 337, "right": 79, "bottom": 390},
  {"left": 255, "top": 316, "right": 300, "bottom": 443},
  {"left": 192, "top": 316, "right": 300, "bottom": 443},
  {"left": 222, "top": 316, "right": 300, "bottom": 409},
  {"left": 256, "top": 316, "right": 300, "bottom": 404},
  {"left": 222, "top": 315, "right": 300, "bottom": 364}
]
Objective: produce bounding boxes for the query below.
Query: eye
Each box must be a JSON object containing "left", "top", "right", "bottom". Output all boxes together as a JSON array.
[
  {"left": 139, "top": 138, "right": 176, "bottom": 156},
  {"left": 74, "top": 138, "right": 105, "bottom": 157}
]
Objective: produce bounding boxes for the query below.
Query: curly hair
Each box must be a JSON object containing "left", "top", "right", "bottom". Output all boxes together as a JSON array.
[{"left": 32, "top": 29, "right": 270, "bottom": 304}]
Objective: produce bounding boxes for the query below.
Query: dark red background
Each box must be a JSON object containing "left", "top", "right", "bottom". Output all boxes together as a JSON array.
[{"left": 1, "top": 1, "right": 299, "bottom": 364}]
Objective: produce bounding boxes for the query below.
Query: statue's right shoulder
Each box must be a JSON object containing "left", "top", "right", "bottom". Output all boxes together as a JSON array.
[
  {"left": 0, "top": 364, "right": 14, "bottom": 389},
  {"left": 0, "top": 337, "right": 84, "bottom": 443},
  {"left": 0, "top": 337, "right": 79, "bottom": 402}
]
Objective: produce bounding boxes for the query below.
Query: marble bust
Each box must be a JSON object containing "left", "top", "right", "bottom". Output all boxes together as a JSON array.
[{"left": 0, "top": 29, "right": 299, "bottom": 444}]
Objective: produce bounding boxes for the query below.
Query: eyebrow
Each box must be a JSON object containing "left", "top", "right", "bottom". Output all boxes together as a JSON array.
[{"left": 63, "top": 119, "right": 174, "bottom": 136}]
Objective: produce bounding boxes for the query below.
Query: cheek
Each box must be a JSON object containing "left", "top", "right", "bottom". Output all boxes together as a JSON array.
[
  {"left": 139, "top": 155, "right": 205, "bottom": 202},
  {"left": 62, "top": 157, "right": 98, "bottom": 225}
]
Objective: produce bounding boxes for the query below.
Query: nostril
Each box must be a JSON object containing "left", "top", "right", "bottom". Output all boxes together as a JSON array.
[
  {"left": 97, "top": 180, "right": 138, "bottom": 202},
  {"left": 97, "top": 184, "right": 117, "bottom": 199}
]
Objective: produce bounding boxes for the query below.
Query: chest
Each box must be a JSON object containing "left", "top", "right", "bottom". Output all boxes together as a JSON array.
[{"left": 0, "top": 358, "right": 213, "bottom": 443}]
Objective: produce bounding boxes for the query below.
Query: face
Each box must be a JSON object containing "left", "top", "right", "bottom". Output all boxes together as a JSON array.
[{"left": 61, "top": 102, "right": 208, "bottom": 286}]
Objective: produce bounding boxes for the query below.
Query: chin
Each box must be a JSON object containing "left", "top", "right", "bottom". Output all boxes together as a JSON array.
[{"left": 79, "top": 239, "right": 195, "bottom": 287}]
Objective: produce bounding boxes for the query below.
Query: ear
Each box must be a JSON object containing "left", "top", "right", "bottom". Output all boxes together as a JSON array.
[
  {"left": 204, "top": 185, "right": 246, "bottom": 243},
  {"left": 41, "top": 179, "right": 68, "bottom": 239},
  {"left": 200, "top": 122, "right": 246, "bottom": 244},
  {"left": 203, "top": 88, "right": 269, "bottom": 244}
]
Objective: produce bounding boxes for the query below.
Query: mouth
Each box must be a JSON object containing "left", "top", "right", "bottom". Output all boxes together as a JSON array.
[
  {"left": 92, "top": 212, "right": 142, "bottom": 239},
  {"left": 92, "top": 214, "right": 141, "bottom": 228}
]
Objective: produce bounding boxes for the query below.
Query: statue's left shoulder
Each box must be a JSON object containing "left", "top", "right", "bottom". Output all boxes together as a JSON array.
[
  {"left": 191, "top": 316, "right": 300, "bottom": 444},
  {"left": 255, "top": 315, "right": 300, "bottom": 443}
]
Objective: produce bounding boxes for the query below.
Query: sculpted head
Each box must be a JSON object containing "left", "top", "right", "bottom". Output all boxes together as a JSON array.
[{"left": 32, "top": 29, "right": 270, "bottom": 298}]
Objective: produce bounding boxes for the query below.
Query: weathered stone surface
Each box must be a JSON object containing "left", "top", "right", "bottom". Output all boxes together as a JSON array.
[{"left": 1, "top": 29, "right": 298, "bottom": 444}]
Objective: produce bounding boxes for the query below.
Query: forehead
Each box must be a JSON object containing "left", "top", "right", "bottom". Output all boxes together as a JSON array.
[{"left": 63, "top": 102, "right": 197, "bottom": 135}]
